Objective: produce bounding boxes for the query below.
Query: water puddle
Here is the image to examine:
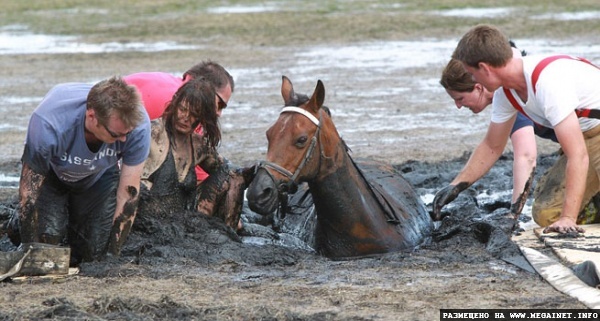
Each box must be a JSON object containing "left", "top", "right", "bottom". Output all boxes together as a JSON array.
[
  {"left": 0, "top": 25, "right": 198, "bottom": 55},
  {"left": 0, "top": 174, "right": 19, "bottom": 188}
]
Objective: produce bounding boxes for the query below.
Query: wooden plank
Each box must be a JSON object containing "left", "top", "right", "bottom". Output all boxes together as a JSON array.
[
  {"left": 16, "top": 243, "right": 70, "bottom": 277},
  {"left": 533, "top": 224, "right": 600, "bottom": 275},
  {"left": 10, "top": 267, "right": 79, "bottom": 284},
  {"left": 520, "top": 246, "right": 600, "bottom": 309}
]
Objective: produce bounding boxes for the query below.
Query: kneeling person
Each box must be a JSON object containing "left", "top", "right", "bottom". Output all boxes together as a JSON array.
[{"left": 18, "top": 77, "right": 151, "bottom": 264}]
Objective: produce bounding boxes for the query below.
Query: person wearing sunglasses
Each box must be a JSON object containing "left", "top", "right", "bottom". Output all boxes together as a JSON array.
[
  {"left": 14, "top": 76, "right": 151, "bottom": 264},
  {"left": 123, "top": 60, "right": 234, "bottom": 184},
  {"left": 138, "top": 78, "right": 251, "bottom": 231}
]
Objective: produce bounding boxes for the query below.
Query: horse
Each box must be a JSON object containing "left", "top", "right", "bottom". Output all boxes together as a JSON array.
[{"left": 246, "top": 76, "right": 433, "bottom": 259}]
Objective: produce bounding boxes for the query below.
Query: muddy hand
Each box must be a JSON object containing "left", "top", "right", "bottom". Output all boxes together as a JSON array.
[
  {"left": 510, "top": 168, "right": 534, "bottom": 222},
  {"left": 235, "top": 163, "right": 258, "bottom": 186},
  {"left": 543, "top": 217, "right": 585, "bottom": 234},
  {"left": 432, "top": 182, "right": 469, "bottom": 221},
  {"left": 108, "top": 186, "right": 139, "bottom": 256}
]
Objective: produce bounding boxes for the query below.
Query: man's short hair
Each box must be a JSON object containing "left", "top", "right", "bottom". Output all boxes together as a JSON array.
[
  {"left": 87, "top": 76, "right": 144, "bottom": 128},
  {"left": 452, "top": 24, "right": 513, "bottom": 68},
  {"left": 184, "top": 60, "right": 234, "bottom": 92}
]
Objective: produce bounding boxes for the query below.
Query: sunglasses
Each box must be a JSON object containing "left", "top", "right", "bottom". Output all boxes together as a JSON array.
[
  {"left": 103, "top": 123, "right": 131, "bottom": 138},
  {"left": 216, "top": 92, "right": 228, "bottom": 110}
]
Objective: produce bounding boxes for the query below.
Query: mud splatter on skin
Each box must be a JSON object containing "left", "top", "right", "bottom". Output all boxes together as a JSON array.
[
  {"left": 511, "top": 167, "right": 535, "bottom": 221},
  {"left": 196, "top": 167, "right": 248, "bottom": 229},
  {"left": 17, "top": 164, "right": 68, "bottom": 245},
  {"left": 108, "top": 185, "right": 139, "bottom": 256},
  {"left": 17, "top": 165, "right": 44, "bottom": 244}
]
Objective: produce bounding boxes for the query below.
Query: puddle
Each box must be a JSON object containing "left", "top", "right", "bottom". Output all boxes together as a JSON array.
[
  {"left": 0, "top": 174, "right": 19, "bottom": 188},
  {"left": 0, "top": 25, "right": 199, "bottom": 55},
  {"left": 532, "top": 11, "right": 600, "bottom": 21},
  {"left": 432, "top": 7, "right": 515, "bottom": 18}
]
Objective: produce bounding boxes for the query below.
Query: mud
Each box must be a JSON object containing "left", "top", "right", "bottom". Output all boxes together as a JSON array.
[
  {"left": 0, "top": 4, "right": 591, "bottom": 316},
  {"left": 0, "top": 150, "right": 588, "bottom": 320}
]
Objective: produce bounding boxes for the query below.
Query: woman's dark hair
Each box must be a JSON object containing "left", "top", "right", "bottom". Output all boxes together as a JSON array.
[{"left": 162, "top": 77, "right": 221, "bottom": 149}]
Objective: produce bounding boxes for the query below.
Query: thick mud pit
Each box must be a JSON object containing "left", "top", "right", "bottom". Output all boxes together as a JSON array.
[
  {"left": 0, "top": 152, "right": 587, "bottom": 320},
  {"left": 1, "top": 2, "right": 596, "bottom": 318}
]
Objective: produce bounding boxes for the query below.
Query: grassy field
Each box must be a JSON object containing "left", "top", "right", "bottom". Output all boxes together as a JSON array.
[
  {"left": 2, "top": 0, "right": 600, "bottom": 46},
  {"left": 1, "top": 0, "right": 599, "bottom": 165}
]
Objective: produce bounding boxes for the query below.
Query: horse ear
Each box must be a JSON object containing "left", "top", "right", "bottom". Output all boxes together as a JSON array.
[
  {"left": 307, "top": 80, "right": 325, "bottom": 113},
  {"left": 281, "top": 76, "right": 296, "bottom": 106}
]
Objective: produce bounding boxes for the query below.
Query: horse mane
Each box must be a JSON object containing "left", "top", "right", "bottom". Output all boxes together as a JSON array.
[{"left": 319, "top": 105, "right": 349, "bottom": 153}]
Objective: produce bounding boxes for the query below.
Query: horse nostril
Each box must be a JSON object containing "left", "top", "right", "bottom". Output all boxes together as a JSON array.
[{"left": 261, "top": 187, "right": 275, "bottom": 199}]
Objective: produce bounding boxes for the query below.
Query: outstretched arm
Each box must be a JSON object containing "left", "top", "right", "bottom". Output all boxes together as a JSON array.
[
  {"left": 509, "top": 125, "right": 537, "bottom": 217},
  {"left": 433, "top": 119, "right": 512, "bottom": 220},
  {"left": 453, "top": 120, "right": 512, "bottom": 185},
  {"left": 505, "top": 122, "right": 535, "bottom": 228}
]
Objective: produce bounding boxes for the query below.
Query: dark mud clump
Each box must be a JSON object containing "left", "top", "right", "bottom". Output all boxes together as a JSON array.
[{"left": 0, "top": 152, "right": 575, "bottom": 320}]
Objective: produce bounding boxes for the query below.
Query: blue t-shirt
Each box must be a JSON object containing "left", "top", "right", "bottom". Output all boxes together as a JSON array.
[
  {"left": 22, "top": 82, "right": 151, "bottom": 189},
  {"left": 511, "top": 112, "right": 558, "bottom": 143}
]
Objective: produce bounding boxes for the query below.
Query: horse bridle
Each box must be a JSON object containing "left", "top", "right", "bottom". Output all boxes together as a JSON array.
[
  {"left": 254, "top": 106, "right": 324, "bottom": 230},
  {"left": 257, "top": 106, "right": 322, "bottom": 195}
]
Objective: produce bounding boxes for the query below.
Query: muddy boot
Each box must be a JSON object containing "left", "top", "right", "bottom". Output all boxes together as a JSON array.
[{"left": 572, "top": 261, "right": 600, "bottom": 288}]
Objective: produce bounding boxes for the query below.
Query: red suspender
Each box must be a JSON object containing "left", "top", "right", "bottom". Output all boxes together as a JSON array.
[
  {"left": 531, "top": 55, "right": 577, "bottom": 94},
  {"left": 502, "top": 87, "right": 536, "bottom": 123},
  {"left": 504, "top": 55, "right": 600, "bottom": 120}
]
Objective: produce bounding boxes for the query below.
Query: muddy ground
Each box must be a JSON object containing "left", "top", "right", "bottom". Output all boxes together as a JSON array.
[
  {"left": 0, "top": 150, "right": 588, "bottom": 320},
  {"left": 0, "top": 2, "right": 596, "bottom": 320}
]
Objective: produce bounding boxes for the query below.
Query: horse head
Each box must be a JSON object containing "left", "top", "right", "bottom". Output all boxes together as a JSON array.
[
  {"left": 248, "top": 76, "right": 433, "bottom": 258},
  {"left": 247, "top": 76, "right": 340, "bottom": 216}
]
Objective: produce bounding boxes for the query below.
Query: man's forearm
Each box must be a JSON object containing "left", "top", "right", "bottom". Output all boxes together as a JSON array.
[{"left": 561, "top": 158, "right": 588, "bottom": 222}]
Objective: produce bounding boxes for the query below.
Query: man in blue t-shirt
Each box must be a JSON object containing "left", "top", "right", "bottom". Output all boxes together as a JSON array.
[{"left": 16, "top": 76, "right": 150, "bottom": 264}]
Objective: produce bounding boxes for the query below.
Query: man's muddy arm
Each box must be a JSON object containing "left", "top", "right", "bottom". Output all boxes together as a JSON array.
[
  {"left": 108, "top": 162, "right": 144, "bottom": 256},
  {"left": 18, "top": 163, "right": 46, "bottom": 243},
  {"left": 510, "top": 167, "right": 535, "bottom": 220}
]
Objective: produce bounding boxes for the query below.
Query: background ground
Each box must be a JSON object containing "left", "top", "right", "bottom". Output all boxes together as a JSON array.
[{"left": 1, "top": 1, "right": 599, "bottom": 320}]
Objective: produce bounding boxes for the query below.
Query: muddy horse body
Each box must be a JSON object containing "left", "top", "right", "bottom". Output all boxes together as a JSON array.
[{"left": 246, "top": 76, "right": 433, "bottom": 259}]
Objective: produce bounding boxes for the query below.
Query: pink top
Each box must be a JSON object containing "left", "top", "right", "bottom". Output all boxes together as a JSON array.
[
  {"left": 124, "top": 72, "right": 209, "bottom": 182},
  {"left": 124, "top": 72, "right": 185, "bottom": 120}
]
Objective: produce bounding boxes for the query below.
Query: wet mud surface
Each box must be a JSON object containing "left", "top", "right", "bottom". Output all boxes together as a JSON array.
[
  {"left": 0, "top": 151, "right": 587, "bottom": 320},
  {"left": 0, "top": 4, "right": 592, "bottom": 316}
]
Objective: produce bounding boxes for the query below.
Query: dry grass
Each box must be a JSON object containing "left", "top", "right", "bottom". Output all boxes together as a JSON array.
[{"left": 2, "top": 0, "right": 600, "bottom": 45}]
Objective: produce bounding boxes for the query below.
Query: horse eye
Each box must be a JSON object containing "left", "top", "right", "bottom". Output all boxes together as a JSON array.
[{"left": 295, "top": 135, "right": 308, "bottom": 147}]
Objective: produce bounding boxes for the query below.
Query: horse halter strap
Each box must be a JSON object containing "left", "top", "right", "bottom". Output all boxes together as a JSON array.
[
  {"left": 259, "top": 107, "right": 322, "bottom": 192},
  {"left": 280, "top": 107, "right": 320, "bottom": 126}
]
